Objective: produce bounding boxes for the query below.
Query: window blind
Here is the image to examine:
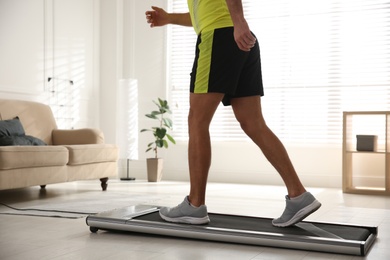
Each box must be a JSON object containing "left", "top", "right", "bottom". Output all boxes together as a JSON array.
[{"left": 168, "top": 0, "right": 390, "bottom": 144}]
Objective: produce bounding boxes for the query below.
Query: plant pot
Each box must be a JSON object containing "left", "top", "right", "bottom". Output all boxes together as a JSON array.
[{"left": 146, "top": 158, "right": 163, "bottom": 182}]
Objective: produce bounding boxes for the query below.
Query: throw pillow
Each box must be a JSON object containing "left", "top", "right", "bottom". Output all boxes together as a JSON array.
[
  {"left": 0, "top": 117, "right": 25, "bottom": 136},
  {"left": 25, "top": 135, "right": 47, "bottom": 145},
  {"left": 0, "top": 117, "right": 47, "bottom": 146},
  {"left": 0, "top": 135, "right": 47, "bottom": 146}
]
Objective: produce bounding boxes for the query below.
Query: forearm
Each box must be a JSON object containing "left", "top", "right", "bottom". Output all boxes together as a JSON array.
[
  {"left": 225, "top": 0, "right": 255, "bottom": 52},
  {"left": 225, "top": 0, "right": 246, "bottom": 25},
  {"left": 169, "top": 12, "right": 192, "bottom": 27}
]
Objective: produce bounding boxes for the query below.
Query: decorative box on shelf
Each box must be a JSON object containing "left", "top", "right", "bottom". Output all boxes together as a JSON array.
[{"left": 356, "top": 135, "right": 377, "bottom": 152}]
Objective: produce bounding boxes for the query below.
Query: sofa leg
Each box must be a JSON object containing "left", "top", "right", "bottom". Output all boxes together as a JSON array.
[
  {"left": 100, "top": 178, "right": 108, "bottom": 191},
  {"left": 40, "top": 185, "right": 46, "bottom": 189}
]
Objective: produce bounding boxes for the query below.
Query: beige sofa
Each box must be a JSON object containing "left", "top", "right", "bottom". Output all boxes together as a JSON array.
[{"left": 0, "top": 99, "right": 118, "bottom": 190}]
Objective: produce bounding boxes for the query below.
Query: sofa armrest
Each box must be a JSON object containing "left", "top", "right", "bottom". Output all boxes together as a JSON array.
[{"left": 52, "top": 128, "right": 105, "bottom": 145}]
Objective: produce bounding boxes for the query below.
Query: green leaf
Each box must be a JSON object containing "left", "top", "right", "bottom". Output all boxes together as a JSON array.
[
  {"left": 163, "top": 118, "right": 173, "bottom": 128},
  {"left": 155, "top": 128, "right": 167, "bottom": 139},
  {"left": 163, "top": 140, "right": 168, "bottom": 148},
  {"left": 147, "top": 142, "right": 154, "bottom": 147},
  {"left": 158, "top": 98, "right": 164, "bottom": 107},
  {"left": 166, "top": 134, "right": 176, "bottom": 144},
  {"left": 156, "top": 139, "right": 164, "bottom": 148},
  {"left": 140, "top": 129, "right": 150, "bottom": 132},
  {"left": 145, "top": 147, "right": 152, "bottom": 153},
  {"left": 145, "top": 114, "right": 157, "bottom": 119},
  {"left": 160, "top": 107, "right": 167, "bottom": 114},
  {"left": 151, "top": 110, "right": 161, "bottom": 116}
]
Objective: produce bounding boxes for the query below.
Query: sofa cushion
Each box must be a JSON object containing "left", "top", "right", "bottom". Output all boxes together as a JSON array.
[
  {"left": 52, "top": 128, "right": 104, "bottom": 145},
  {"left": 65, "top": 144, "right": 118, "bottom": 165},
  {"left": 0, "top": 146, "right": 69, "bottom": 170},
  {"left": 0, "top": 117, "right": 25, "bottom": 136}
]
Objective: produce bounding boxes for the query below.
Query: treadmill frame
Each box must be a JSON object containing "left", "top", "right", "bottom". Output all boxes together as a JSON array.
[{"left": 86, "top": 205, "right": 377, "bottom": 256}]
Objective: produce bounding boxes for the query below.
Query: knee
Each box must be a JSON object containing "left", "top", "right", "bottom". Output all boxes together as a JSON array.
[
  {"left": 238, "top": 118, "right": 267, "bottom": 137},
  {"left": 188, "top": 108, "right": 197, "bottom": 129},
  {"left": 188, "top": 109, "right": 210, "bottom": 133},
  {"left": 239, "top": 120, "right": 254, "bottom": 135}
]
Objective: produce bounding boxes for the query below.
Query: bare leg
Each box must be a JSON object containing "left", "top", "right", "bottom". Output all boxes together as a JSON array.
[
  {"left": 230, "top": 96, "right": 306, "bottom": 198},
  {"left": 188, "top": 93, "right": 224, "bottom": 206}
]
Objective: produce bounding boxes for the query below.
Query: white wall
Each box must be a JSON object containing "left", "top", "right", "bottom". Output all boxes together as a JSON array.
[
  {"left": 0, "top": 0, "right": 99, "bottom": 128},
  {"left": 0, "top": 0, "right": 44, "bottom": 95}
]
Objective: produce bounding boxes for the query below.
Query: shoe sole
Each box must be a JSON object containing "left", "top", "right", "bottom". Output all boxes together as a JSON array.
[
  {"left": 272, "top": 200, "right": 322, "bottom": 227},
  {"left": 159, "top": 211, "right": 210, "bottom": 225}
]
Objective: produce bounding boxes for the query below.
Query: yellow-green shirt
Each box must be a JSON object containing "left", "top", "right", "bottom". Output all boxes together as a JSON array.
[{"left": 187, "top": 0, "right": 234, "bottom": 35}]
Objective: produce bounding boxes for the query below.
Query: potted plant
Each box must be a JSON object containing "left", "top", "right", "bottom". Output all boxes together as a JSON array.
[{"left": 140, "top": 98, "right": 176, "bottom": 182}]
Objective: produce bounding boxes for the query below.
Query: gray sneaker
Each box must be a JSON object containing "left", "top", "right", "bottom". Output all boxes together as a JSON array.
[
  {"left": 272, "top": 192, "right": 321, "bottom": 227},
  {"left": 159, "top": 196, "right": 210, "bottom": 224}
]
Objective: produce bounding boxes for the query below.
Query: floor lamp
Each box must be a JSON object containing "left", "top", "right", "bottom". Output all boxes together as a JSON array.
[
  {"left": 118, "top": 79, "right": 138, "bottom": 181},
  {"left": 121, "top": 159, "right": 135, "bottom": 181}
]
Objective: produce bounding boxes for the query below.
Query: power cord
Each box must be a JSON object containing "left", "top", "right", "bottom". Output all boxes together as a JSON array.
[{"left": 0, "top": 202, "right": 96, "bottom": 219}]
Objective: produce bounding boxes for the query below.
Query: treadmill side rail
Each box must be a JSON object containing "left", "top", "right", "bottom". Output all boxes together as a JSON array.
[{"left": 86, "top": 206, "right": 377, "bottom": 256}]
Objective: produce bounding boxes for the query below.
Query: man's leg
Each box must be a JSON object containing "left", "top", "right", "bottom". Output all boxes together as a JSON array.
[
  {"left": 230, "top": 96, "right": 321, "bottom": 227},
  {"left": 230, "top": 95, "right": 305, "bottom": 197},
  {"left": 158, "top": 92, "right": 223, "bottom": 224},
  {"left": 188, "top": 92, "right": 224, "bottom": 206}
]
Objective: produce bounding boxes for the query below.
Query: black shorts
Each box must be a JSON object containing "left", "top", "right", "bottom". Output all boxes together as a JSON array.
[{"left": 190, "top": 27, "right": 264, "bottom": 106}]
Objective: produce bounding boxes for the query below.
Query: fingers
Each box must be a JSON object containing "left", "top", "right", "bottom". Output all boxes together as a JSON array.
[
  {"left": 145, "top": 6, "right": 160, "bottom": 28},
  {"left": 145, "top": 12, "right": 155, "bottom": 27},
  {"left": 246, "top": 34, "right": 257, "bottom": 46},
  {"left": 243, "top": 34, "right": 256, "bottom": 50},
  {"left": 237, "top": 33, "right": 256, "bottom": 52}
]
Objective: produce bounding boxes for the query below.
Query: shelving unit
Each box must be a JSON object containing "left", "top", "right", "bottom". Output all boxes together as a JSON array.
[{"left": 343, "top": 111, "right": 390, "bottom": 195}]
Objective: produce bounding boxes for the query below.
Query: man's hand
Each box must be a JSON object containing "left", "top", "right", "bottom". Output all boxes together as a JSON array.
[
  {"left": 146, "top": 6, "right": 192, "bottom": 28},
  {"left": 233, "top": 19, "right": 256, "bottom": 52},
  {"left": 146, "top": 6, "right": 170, "bottom": 27}
]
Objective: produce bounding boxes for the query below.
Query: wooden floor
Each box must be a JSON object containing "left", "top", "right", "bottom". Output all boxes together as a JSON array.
[{"left": 1, "top": 179, "right": 389, "bottom": 260}]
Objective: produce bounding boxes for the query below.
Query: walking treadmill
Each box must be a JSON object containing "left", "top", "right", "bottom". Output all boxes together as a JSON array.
[{"left": 86, "top": 205, "right": 377, "bottom": 256}]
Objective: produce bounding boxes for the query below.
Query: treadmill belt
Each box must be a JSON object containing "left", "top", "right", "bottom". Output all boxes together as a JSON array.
[{"left": 134, "top": 211, "right": 371, "bottom": 241}]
